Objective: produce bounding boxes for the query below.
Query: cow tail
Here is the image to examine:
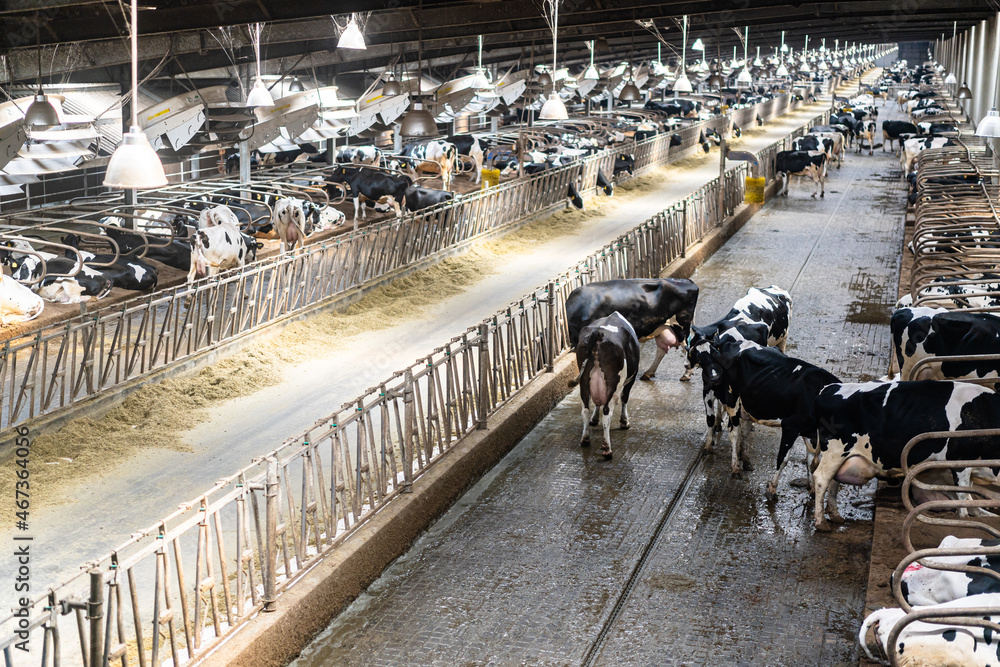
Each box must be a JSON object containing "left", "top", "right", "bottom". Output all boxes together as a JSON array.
[
  {"left": 568, "top": 366, "right": 585, "bottom": 388},
  {"left": 194, "top": 233, "right": 207, "bottom": 277},
  {"left": 858, "top": 609, "right": 896, "bottom": 662}
]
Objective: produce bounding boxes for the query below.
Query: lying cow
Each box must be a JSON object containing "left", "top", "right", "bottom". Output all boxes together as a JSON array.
[
  {"left": 61, "top": 234, "right": 159, "bottom": 292},
  {"left": 687, "top": 286, "right": 792, "bottom": 454},
  {"left": 894, "top": 535, "right": 1000, "bottom": 606},
  {"left": 0, "top": 273, "right": 44, "bottom": 326},
  {"left": 860, "top": 592, "right": 1000, "bottom": 665},
  {"left": 565, "top": 278, "right": 699, "bottom": 382},
  {"left": 568, "top": 311, "right": 640, "bottom": 460},
  {"left": 890, "top": 307, "right": 1000, "bottom": 381},
  {"left": 774, "top": 150, "right": 827, "bottom": 198},
  {"left": 812, "top": 380, "right": 1000, "bottom": 532},
  {"left": 895, "top": 275, "right": 1000, "bottom": 310}
]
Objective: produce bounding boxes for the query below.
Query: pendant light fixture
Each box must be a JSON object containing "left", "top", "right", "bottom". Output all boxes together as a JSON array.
[
  {"left": 944, "top": 21, "right": 958, "bottom": 84},
  {"left": 801, "top": 36, "right": 810, "bottom": 63},
  {"left": 337, "top": 14, "right": 367, "bottom": 50},
  {"left": 471, "top": 35, "right": 493, "bottom": 92},
  {"left": 538, "top": 0, "right": 568, "bottom": 120},
  {"left": 618, "top": 21, "right": 642, "bottom": 103},
  {"left": 780, "top": 31, "right": 788, "bottom": 52},
  {"left": 753, "top": 46, "right": 763, "bottom": 68},
  {"left": 956, "top": 83, "right": 973, "bottom": 100},
  {"left": 399, "top": 1, "right": 438, "bottom": 137},
  {"left": 245, "top": 23, "right": 274, "bottom": 107},
  {"left": 736, "top": 27, "right": 752, "bottom": 85},
  {"left": 24, "top": 12, "right": 59, "bottom": 127},
  {"left": 583, "top": 40, "right": 599, "bottom": 80},
  {"left": 103, "top": 0, "right": 167, "bottom": 189},
  {"left": 674, "top": 15, "right": 693, "bottom": 93},
  {"left": 383, "top": 72, "right": 403, "bottom": 97},
  {"left": 288, "top": 75, "right": 305, "bottom": 92}
]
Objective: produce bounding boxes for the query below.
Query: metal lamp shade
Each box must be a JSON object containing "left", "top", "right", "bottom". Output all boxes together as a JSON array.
[
  {"left": 595, "top": 38, "right": 610, "bottom": 53},
  {"left": 957, "top": 83, "right": 973, "bottom": 100},
  {"left": 944, "top": 72, "right": 957, "bottom": 84},
  {"left": 337, "top": 19, "right": 366, "bottom": 50},
  {"left": 383, "top": 76, "right": 404, "bottom": 96},
  {"left": 975, "top": 108, "right": 1000, "bottom": 137},
  {"left": 707, "top": 73, "right": 725, "bottom": 88},
  {"left": 25, "top": 93, "right": 60, "bottom": 126},
  {"left": 103, "top": 126, "right": 168, "bottom": 189},
  {"left": 538, "top": 92, "right": 569, "bottom": 120},
  {"left": 246, "top": 77, "right": 275, "bottom": 107},
  {"left": 288, "top": 76, "right": 305, "bottom": 92},
  {"left": 673, "top": 71, "right": 693, "bottom": 93},
  {"left": 399, "top": 102, "right": 439, "bottom": 137},
  {"left": 618, "top": 81, "right": 642, "bottom": 101},
  {"left": 537, "top": 71, "right": 553, "bottom": 88}
]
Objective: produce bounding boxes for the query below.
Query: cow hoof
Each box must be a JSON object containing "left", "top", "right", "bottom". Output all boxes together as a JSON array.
[
  {"left": 820, "top": 192, "right": 825, "bottom": 198},
  {"left": 829, "top": 512, "right": 845, "bottom": 524},
  {"left": 602, "top": 451, "right": 614, "bottom": 461},
  {"left": 764, "top": 487, "right": 777, "bottom": 501},
  {"left": 731, "top": 469, "right": 743, "bottom": 479},
  {"left": 678, "top": 374, "right": 692, "bottom": 383},
  {"left": 619, "top": 420, "right": 630, "bottom": 430},
  {"left": 580, "top": 438, "right": 590, "bottom": 448},
  {"left": 589, "top": 417, "right": 600, "bottom": 427},
  {"left": 703, "top": 443, "right": 715, "bottom": 454},
  {"left": 742, "top": 459, "right": 754, "bottom": 472},
  {"left": 815, "top": 520, "right": 832, "bottom": 533},
  {"left": 640, "top": 373, "right": 653, "bottom": 382}
]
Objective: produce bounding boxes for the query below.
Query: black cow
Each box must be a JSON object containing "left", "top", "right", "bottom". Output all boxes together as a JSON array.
[
  {"left": 669, "top": 133, "right": 683, "bottom": 147},
  {"left": 686, "top": 286, "right": 792, "bottom": 457},
  {"left": 60, "top": 235, "right": 159, "bottom": 291},
  {"left": 774, "top": 150, "right": 827, "bottom": 198},
  {"left": 890, "top": 307, "right": 1000, "bottom": 381},
  {"left": 1, "top": 251, "right": 114, "bottom": 302},
  {"left": 633, "top": 129, "right": 657, "bottom": 142},
  {"left": 596, "top": 170, "right": 614, "bottom": 196},
  {"left": 328, "top": 166, "right": 413, "bottom": 220},
  {"left": 568, "top": 311, "right": 640, "bottom": 459},
  {"left": 709, "top": 339, "right": 841, "bottom": 488},
  {"left": 882, "top": 120, "right": 918, "bottom": 152},
  {"left": 645, "top": 98, "right": 698, "bottom": 117},
  {"left": 813, "top": 380, "right": 1000, "bottom": 531},
  {"left": 401, "top": 186, "right": 453, "bottom": 212},
  {"left": 518, "top": 162, "right": 585, "bottom": 209},
  {"left": 565, "top": 278, "right": 698, "bottom": 381},
  {"left": 613, "top": 154, "right": 635, "bottom": 176}
]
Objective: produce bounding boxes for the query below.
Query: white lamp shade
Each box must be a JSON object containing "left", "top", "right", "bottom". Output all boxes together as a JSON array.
[
  {"left": 775, "top": 63, "right": 788, "bottom": 77},
  {"left": 944, "top": 72, "right": 957, "bottom": 84},
  {"left": 246, "top": 77, "right": 274, "bottom": 107},
  {"left": 538, "top": 92, "right": 569, "bottom": 120},
  {"left": 583, "top": 64, "right": 600, "bottom": 81},
  {"left": 691, "top": 38, "right": 704, "bottom": 51},
  {"left": 673, "top": 71, "right": 693, "bottom": 93},
  {"left": 753, "top": 57, "right": 763, "bottom": 67},
  {"left": 976, "top": 108, "right": 1000, "bottom": 137},
  {"left": 103, "top": 125, "right": 168, "bottom": 189},
  {"left": 780, "top": 43, "right": 789, "bottom": 52},
  {"left": 736, "top": 68, "right": 753, "bottom": 84},
  {"left": 337, "top": 18, "right": 366, "bottom": 50},
  {"left": 24, "top": 94, "right": 60, "bottom": 127}
]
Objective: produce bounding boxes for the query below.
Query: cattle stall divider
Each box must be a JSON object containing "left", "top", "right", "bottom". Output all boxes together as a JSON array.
[
  {"left": 0, "top": 86, "right": 824, "bottom": 436},
  {"left": 0, "top": 101, "right": 835, "bottom": 667}
]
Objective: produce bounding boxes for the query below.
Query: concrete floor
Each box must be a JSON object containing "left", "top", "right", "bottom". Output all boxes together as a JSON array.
[
  {"left": 289, "top": 80, "right": 907, "bottom": 666},
  {"left": 0, "top": 94, "right": 838, "bottom": 607}
]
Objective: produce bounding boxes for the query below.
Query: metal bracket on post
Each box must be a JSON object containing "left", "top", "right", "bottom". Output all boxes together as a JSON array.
[
  {"left": 262, "top": 456, "right": 278, "bottom": 612},
  {"left": 477, "top": 323, "right": 490, "bottom": 430},
  {"left": 546, "top": 282, "right": 556, "bottom": 372}
]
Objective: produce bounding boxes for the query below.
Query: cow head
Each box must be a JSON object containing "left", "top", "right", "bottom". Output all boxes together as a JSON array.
[{"left": 756, "top": 114, "right": 764, "bottom": 127}]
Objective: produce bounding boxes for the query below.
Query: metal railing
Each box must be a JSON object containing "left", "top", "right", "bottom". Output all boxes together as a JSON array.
[
  {"left": 0, "top": 87, "right": 821, "bottom": 436},
  {"left": 0, "top": 100, "right": 834, "bottom": 666}
]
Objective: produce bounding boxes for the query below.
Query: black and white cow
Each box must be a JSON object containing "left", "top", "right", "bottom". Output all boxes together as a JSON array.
[
  {"left": 60, "top": 234, "right": 159, "bottom": 291},
  {"left": 860, "top": 592, "right": 1000, "bottom": 665},
  {"left": 889, "top": 307, "right": 1000, "bottom": 381},
  {"left": 917, "top": 122, "right": 958, "bottom": 136},
  {"left": 882, "top": 120, "right": 918, "bottom": 152},
  {"left": 894, "top": 535, "right": 1000, "bottom": 606},
  {"left": 774, "top": 150, "right": 827, "bottom": 198},
  {"left": 187, "top": 221, "right": 262, "bottom": 286},
  {"left": 271, "top": 197, "right": 309, "bottom": 253},
  {"left": 895, "top": 275, "right": 1000, "bottom": 310},
  {"left": 568, "top": 311, "right": 640, "bottom": 460},
  {"left": 445, "top": 134, "right": 485, "bottom": 185},
  {"left": 707, "top": 338, "right": 840, "bottom": 487},
  {"left": 812, "top": 380, "right": 1000, "bottom": 531},
  {"left": 401, "top": 140, "right": 459, "bottom": 190},
  {"left": 686, "top": 286, "right": 792, "bottom": 455},
  {"left": 901, "top": 136, "right": 956, "bottom": 175},
  {"left": 0, "top": 273, "right": 44, "bottom": 325},
  {"left": 565, "top": 278, "right": 699, "bottom": 382},
  {"left": 336, "top": 145, "right": 382, "bottom": 166},
  {"left": 856, "top": 121, "right": 877, "bottom": 155},
  {"left": 613, "top": 154, "right": 635, "bottom": 176},
  {"left": 403, "top": 185, "right": 454, "bottom": 212},
  {"left": 5, "top": 254, "right": 114, "bottom": 303},
  {"left": 596, "top": 170, "right": 614, "bottom": 196},
  {"left": 328, "top": 166, "right": 413, "bottom": 221}
]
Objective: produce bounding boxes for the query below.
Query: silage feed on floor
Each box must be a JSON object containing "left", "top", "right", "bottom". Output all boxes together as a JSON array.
[{"left": 6, "top": 158, "right": 685, "bottom": 513}]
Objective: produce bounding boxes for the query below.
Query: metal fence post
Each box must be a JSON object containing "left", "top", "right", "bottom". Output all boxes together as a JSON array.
[
  {"left": 546, "top": 282, "right": 556, "bottom": 372},
  {"left": 263, "top": 457, "right": 278, "bottom": 612},
  {"left": 718, "top": 137, "right": 727, "bottom": 223},
  {"left": 681, "top": 200, "right": 688, "bottom": 257},
  {"left": 477, "top": 323, "right": 489, "bottom": 429},
  {"left": 88, "top": 569, "right": 103, "bottom": 667},
  {"left": 402, "top": 369, "right": 414, "bottom": 492}
]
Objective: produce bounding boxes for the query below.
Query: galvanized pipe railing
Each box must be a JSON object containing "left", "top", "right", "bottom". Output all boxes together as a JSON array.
[
  {"left": 0, "top": 103, "right": 832, "bottom": 667},
  {"left": 0, "top": 88, "right": 821, "bottom": 435}
]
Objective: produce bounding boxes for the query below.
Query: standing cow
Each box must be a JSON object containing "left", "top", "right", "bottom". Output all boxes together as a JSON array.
[
  {"left": 565, "top": 278, "right": 699, "bottom": 382},
  {"left": 401, "top": 140, "right": 459, "bottom": 191},
  {"left": 568, "top": 311, "right": 640, "bottom": 460}
]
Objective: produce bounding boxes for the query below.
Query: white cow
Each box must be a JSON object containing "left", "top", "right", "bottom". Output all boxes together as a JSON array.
[
  {"left": 0, "top": 273, "right": 44, "bottom": 326},
  {"left": 198, "top": 204, "right": 241, "bottom": 229},
  {"left": 187, "top": 222, "right": 262, "bottom": 286},
  {"left": 271, "top": 198, "right": 307, "bottom": 253}
]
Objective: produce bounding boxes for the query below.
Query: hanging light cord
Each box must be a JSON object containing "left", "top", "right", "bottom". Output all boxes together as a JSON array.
[
  {"left": 251, "top": 22, "right": 264, "bottom": 80},
  {"left": 129, "top": 0, "right": 139, "bottom": 127}
]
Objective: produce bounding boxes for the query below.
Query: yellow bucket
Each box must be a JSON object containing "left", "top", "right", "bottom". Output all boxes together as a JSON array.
[
  {"left": 745, "top": 177, "right": 766, "bottom": 204},
  {"left": 481, "top": 168, "right": 501, "bottom": 189}
]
